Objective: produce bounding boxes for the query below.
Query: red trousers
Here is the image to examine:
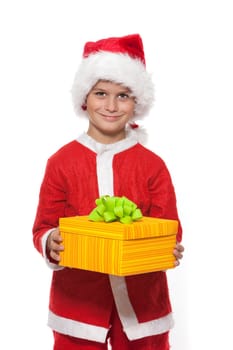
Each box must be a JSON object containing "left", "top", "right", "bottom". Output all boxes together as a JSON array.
[{"left": 53, "top": 304, "right": 170, "bottom": 350}]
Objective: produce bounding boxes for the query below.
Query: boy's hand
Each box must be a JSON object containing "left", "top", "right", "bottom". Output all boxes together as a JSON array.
[
  {"left": 173, "top": 243, "right": 184, "bottom": 267},
  {"left": 46, "top": 228, "right": 64, "bottom": 262}
]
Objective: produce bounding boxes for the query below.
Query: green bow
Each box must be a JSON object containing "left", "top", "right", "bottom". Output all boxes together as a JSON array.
[{"left": 88, "top": 195, "right": 143, "bottom": 224}]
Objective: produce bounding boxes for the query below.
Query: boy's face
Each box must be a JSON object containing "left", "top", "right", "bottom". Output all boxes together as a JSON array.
[{"left": 86, "top": 80, "right": 135, "bottom": 144}]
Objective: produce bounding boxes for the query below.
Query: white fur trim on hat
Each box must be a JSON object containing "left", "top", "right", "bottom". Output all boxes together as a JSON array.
[{"left": 71, "top": 51, "right": 154, "bottom": 120}]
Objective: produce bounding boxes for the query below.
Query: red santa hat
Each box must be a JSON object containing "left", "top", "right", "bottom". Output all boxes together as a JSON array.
[{"left": 71, "top": 34, "right": 154, "bottom": 120}]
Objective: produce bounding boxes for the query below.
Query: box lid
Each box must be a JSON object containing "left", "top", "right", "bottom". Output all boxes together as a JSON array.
[{"left": 59, "top": 216, "right": 178, "bottom": 240}]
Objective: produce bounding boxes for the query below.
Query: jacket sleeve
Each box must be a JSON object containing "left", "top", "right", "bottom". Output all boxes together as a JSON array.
[
  {"left": 32, "top": 158, "right": 67, "bottom": 255},
  {"left": 148, "top": 162, "right": 182, "bottom": 242}
]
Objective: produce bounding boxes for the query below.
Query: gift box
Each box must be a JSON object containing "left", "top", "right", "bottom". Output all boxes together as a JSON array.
[{"left": 59, "top": 216, "right": 178, "bottom": 276}]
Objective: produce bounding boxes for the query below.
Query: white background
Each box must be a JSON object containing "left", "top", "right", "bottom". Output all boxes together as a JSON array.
[{"left": 1, "top": 1, "right": 232, "bottom": 349}]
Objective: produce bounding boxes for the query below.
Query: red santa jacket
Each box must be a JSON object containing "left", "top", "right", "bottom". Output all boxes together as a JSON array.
[{"left": 33, "top": 132, "right": 182, "bottom": 342}]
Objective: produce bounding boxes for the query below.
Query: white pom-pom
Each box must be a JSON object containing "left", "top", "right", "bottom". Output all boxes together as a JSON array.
[{"left": 127, "top": 122, "right": 148, "bottom": 145}]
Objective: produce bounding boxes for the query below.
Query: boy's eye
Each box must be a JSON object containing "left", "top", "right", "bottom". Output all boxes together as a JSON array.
[
  {"left": 118, "top": 93, "right": 130, "bottom": 99},
  {"left": 95, "top": 91, "right": 106, "bottom": 96}
]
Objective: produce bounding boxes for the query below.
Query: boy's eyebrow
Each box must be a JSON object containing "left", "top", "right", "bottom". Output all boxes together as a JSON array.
[
  {"left": 92, "top": 87, "right": 106, "bottom": 91},
  {"left": 92, "top": 87, "right": 132, "bottom": 93}
]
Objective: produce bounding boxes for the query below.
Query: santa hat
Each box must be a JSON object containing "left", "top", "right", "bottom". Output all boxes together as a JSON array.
[{"left": 71, "top": 34, "right": 154, "bottom": 120}]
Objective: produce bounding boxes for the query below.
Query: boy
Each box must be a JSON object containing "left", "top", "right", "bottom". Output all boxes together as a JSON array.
[{"left": 33, "top": 34, "right": 184, "bottom": 349}]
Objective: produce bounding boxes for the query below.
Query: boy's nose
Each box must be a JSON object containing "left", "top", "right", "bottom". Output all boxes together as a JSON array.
[{"left": 104, "top": 97, "right": 118, "bottom": 112}]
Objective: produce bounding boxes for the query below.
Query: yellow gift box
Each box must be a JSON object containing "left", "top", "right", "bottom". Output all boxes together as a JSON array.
[{"left": 59, "top": 216, "right": 178, "bottom": 276}]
